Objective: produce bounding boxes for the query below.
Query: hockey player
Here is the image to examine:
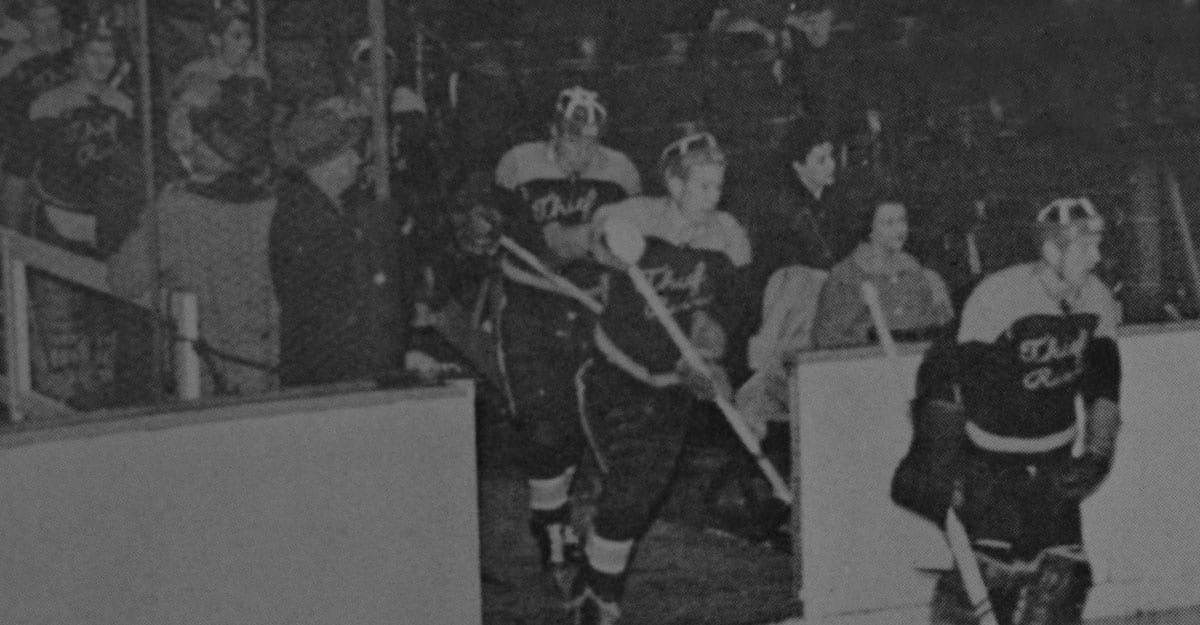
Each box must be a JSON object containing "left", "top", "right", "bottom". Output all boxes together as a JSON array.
[
  {"left": 3, "top": 14, "right": 139, "bottom": 409},
  {"left": 0, "top": 0, "right": 74, "bottom": 223},
  {"left": 492, "top": 86, "right": 641, "bottom": 595},
  {"left": 897, "top": 197, "right": 1122, "bottom": 625},
  {"left": 565, "top": 131, "right": 744, "bottom": 625}
]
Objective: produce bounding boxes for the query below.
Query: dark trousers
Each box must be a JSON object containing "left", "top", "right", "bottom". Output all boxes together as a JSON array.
[
  {"left": 932, "top": 446, "right": 1092, "bottom": 625},
  {"left": 580, "top": 360, "right": 694, "bottom": 542}
]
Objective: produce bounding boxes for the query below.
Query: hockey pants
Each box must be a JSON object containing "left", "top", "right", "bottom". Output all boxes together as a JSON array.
[{"left": 932, "top": 447, "right": 1092, "bottom": 625}]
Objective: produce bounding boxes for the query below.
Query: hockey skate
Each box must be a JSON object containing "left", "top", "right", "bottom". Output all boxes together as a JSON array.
[
  {"left": 566, "top": 568, "right": 622, "bottom": 625},
  {"left": 530, "top": 515, "right": 585, "bottom": 598}
]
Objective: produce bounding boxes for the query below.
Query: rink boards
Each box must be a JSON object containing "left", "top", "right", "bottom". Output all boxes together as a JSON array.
[
  {"left": 785, "top": 321, "right": 1200, "bottom": 623},
  {"left": 0, "top": 382, "right": 481, "bottom": 625}
]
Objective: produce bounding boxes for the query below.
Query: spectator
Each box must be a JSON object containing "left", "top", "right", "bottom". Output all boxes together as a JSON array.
[
  {"left": 1, "top": 14, "right": 139, "bottom": 409},
  {"left": 745, "top": 115, "right": 850, "bottom": 280},
  {"left": 108, "top": 79, "right": 279, "bottom": 397},
  {"left": 0, "top": 0, "right": 74, "bottom": 224},
  {"left": 443, "top": 40, "right": 526, "bottom": 170},
  {"left": 707, "top": 0, "right": 789, "bottom": 49},
  {"left": 811, "top": 195, "right": 953, "bottom": 348},
  {"left": 321, "top": 37, "right": 442, "bottom": 262},
  {"left": 779, "top": 0, "right": 860, "bottom": 126},
  {"left": 166, "top": 0, "right": 270, "bottom": 179},
  {"left": 0, "top": 0, "right": 30, "bottom": 58},
  {"left": 270, "top": 105, "right": 400, "bottom": 388},
  {"left": 4, "top": 13, "right": 139, "bottom": 256},
  {"left": 726, "top": 115, "right": 845, "bottom": 384}
]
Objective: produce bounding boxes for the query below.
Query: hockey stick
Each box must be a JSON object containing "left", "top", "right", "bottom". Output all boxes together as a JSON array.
[
  {"left": 604, "top": 218, "right": 793, "bottom": 504},
  {"left": 860, "top": 282, "right": 998, "bottom": 625},
  {"left": 498, "top": 235, "right": 603, "bottom": 315}
]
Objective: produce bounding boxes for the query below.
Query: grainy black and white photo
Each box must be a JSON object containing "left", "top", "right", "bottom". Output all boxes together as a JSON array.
[{"left": 1, "top": 0, "right": 1199, "bottom": 623}]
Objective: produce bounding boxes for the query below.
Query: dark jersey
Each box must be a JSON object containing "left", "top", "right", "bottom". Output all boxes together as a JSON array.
[
  {"left": 597, "top": 237, "right": 737, "bottom": 377},
  {"left": 956, "top": 263, "right": 1119, "bottom": 443},
  {"left": 0, "top": 47, "right": 73, "bottom": 155},
  {"left": 494, "top": 140, "right": 641, "bottom": 302},
  {"left": 10, "top": 82, "right": 136, "bottom": 211}
]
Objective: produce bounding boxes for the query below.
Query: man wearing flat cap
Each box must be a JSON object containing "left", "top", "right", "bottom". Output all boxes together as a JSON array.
[{"left": 269, "top": 105, "right": 395, "bottom": 388}]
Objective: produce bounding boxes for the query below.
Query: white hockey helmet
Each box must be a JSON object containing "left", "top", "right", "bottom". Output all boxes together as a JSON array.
[
  {"left": 554, "top": 86, "right": 607, "bottom": 138},
  {"left": 1035, "top": 197, "right": 1105, "bottom": 249}
]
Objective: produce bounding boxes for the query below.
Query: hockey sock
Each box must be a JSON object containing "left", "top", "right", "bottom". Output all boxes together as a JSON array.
[
  {"left": 529, "top": 467, "right": 582, "bottom": 569},
  {"left": 582, "top": 534, "right": 633, "bottom": 601}
]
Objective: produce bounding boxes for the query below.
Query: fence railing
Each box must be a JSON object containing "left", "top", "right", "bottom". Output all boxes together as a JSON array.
[{"left": 0, "top": 227, "right": 198, "bottom": 422}]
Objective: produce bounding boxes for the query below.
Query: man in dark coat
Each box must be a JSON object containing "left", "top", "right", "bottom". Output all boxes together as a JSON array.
[{"left": 270, "top": 106, "right": 405, "bottom": 388}]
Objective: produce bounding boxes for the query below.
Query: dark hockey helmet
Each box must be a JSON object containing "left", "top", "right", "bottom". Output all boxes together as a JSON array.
[
  {"left": 659, "top": 130, "right": 725, "bottom": 180},
  {"left": 1035, "top": 197, "right": 1105, "bottom": 249},
  {"left": 553, "top": 86, "right": 607, "bottom": 138}
]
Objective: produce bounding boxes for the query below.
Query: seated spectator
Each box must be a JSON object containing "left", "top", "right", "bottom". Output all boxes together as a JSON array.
[
  {"left": 727, "top": 115, "right": 847, "bottom": 383},
  {"left": 167, "top": 0, "right": 270, "bottom": 178},
  {"left": 108, "top": 81, "right": 279, "bottom": 397},
  {"left": 270, "top": 105, "right": 407, "bottom": 388},
  {"left": 811, "top": 195, "right": 954, "bottom": 348},
  {"left": 744, "top": 115, "right": 849, "bottom": 280}
]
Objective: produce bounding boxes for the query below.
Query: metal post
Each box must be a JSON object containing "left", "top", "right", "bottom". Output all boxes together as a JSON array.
[
  {"left": 256, "top": 0, "right": 270, "bottom": 89},
  {"left": 368, "top": 0, "right": 391, "bottom": 201},
  {"left": 170, "top": 291, "right": 202, "bottom": 400},
  {"left": 411, "top": 3, "right": 425, "bottom": 101},
  {"left": 2, "top": 232, "right": 32, "bottom": 422},
  {"left": 1165, "top": 166, "right": 1200, "bottom": 316},
  {"left": 1128, "top": 158, "right": 1164, "bottom": 321},
  {"left": 135, "top": 0, "right": 164, "bottom": 401}
]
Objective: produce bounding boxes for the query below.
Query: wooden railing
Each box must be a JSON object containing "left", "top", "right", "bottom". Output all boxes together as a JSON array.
[{"left": 0, "top": 227, "right": 199, "bottom": 422}]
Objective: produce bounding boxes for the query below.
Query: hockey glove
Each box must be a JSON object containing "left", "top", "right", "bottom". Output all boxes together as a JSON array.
[
  {"left": 677, "top": 359, "right": 732, "bottom": 402},
  {"left": 1051, "top": 452, "right": 1112, "bottom": 502}
]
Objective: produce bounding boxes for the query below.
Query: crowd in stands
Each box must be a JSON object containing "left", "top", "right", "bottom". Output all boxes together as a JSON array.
[{"left": 0, "top": 0, "right": 1196, "bottom": 412}]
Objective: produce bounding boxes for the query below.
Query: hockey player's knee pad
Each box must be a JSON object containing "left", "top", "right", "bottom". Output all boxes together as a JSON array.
[{"left": 1013, "top": 546, "right": 1092, "bottom": 625}]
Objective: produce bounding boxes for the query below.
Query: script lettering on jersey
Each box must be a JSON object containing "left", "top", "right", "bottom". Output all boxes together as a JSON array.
[
  {"left": 529, "top": 187, "right": 599, "bottom": 223},
  {"left": 641, "top": 261, "right": 711, "bottom": 319},
  {"left": 1017, "top": 327, "right": 1088, "bottom": 391},
  {"left": 69, "top": 112, "right": 119, "bottom": 166}
]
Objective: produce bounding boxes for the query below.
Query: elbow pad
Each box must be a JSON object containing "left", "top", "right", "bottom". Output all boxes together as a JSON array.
[{"left": 1081, "top": 337, "right": 1121, "bottom": 404}]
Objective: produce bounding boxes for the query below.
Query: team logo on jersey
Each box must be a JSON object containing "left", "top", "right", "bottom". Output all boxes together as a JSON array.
[
  {"left": 528, "top": 187, "right": 599, "bottom": 223},
  {"left": 1017, "top": 327, "right": 1088, "bottom": 390},
  {"left": 642, "top": 261, "right": 711, "bottom": 319},
  {"left": 1004, "top": 314, "right": 1097, "bottom": 393},
  {"left": 66, "top": 108, "right": 122, "bottom": 167}
]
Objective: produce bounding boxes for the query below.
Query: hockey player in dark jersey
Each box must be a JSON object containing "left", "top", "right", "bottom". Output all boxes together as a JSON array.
[
  {"left": 0, "top": 0, "right": 74, "bottom": 222},
  {"left": 492, "top": 86, "right": 642, "bottom": 595},
  {"left": 900, "top": 198, "right": 1122, "bottom": 625},
  {"left": 565, "top": 133, "right": 743, "bottom": 625},
  {"left": 2, "top": 15, "right": 139, "bottom": 409}
]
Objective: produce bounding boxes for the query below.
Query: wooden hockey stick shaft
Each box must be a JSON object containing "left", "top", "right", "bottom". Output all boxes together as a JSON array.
[
  {"left": 860, "top": 281, "right": 998, "bottom": 625},
  {"left": 625, "top": 265, "right": 793, "bottom": 504},
  {"left": 498, "top": 236, "right": 603, "bottom": 314},
  {"left": 1072, "top": 393, "right": 1087, "bottom": 459},
  {"left": 946, "top": 509, "right": 1001, "bottom": 625}
]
